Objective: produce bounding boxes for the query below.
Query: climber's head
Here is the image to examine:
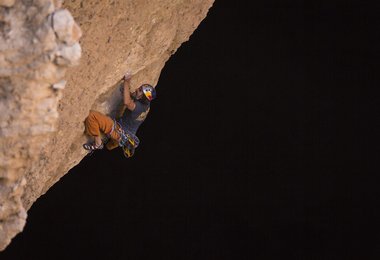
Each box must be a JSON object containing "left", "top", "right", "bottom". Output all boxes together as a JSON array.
[{"left": 135, "top": 84, "right": 156, "bottom": 103}]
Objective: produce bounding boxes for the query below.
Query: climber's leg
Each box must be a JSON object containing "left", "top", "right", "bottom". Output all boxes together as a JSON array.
[
  {"left": 84, "top": 110, "right": 119, "bottom": 149},
  {"left": 84, "top": 110, "right": 113, "bottom": 135},
  {"left": 105, "top": 123, "right": 123, "bottom": 150},
  {"left": 106, "top": 139, "right": 119, "bottom": 150}
]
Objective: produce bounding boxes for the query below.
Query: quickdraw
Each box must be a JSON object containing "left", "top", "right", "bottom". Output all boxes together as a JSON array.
[{"left": 111, "top": 119, "right": 140, "bottom": 158}]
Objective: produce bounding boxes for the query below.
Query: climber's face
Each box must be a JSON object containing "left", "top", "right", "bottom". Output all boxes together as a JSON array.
[{"left": 135, "top": 87, "right": 144, "bottom": 99}]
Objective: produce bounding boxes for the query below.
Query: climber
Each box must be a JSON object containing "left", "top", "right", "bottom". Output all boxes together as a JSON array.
[{"left": 83, "top": 73, "right": 156, "bottom": 157}]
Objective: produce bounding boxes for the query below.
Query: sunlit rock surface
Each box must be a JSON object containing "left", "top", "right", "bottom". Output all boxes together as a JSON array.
[{"left": 0, "top": 0, "right": 214, "bottom": 250}]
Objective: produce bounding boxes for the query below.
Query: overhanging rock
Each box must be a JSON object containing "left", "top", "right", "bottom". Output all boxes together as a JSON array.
[{"left": 0, "top": 0, "right": 214, "bottom": 250}]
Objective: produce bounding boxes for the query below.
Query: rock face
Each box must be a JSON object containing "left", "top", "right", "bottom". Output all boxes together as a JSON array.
[{"left": 0, "top": 0, "right": 214, "bottom": 251}]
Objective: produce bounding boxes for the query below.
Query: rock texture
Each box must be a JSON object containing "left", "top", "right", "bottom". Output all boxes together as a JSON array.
[
  {"left": 0, "top": 0, "right": 81, "bottom": 250},
  {"left": 0, "top": 0, "right": 214, "bottom": 251}
]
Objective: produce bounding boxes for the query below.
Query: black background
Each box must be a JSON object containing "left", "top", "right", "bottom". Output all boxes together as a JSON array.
[{"left": 2, "top": 1, "right": 379, "bottom": 259}]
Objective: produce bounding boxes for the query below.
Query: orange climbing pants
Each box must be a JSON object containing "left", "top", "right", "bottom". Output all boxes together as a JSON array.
[{"left": 84, "top": 110, "right": 120, "bottom": 150}]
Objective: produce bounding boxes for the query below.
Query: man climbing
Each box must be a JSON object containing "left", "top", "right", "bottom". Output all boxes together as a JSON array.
[{"left": 83, "top": 73, "right": 156, "bottom": 157}]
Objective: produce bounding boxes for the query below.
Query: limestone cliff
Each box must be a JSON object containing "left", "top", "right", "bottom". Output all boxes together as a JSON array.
[{"left": 0, "top": 0, "right": 214, "bottom": 250}]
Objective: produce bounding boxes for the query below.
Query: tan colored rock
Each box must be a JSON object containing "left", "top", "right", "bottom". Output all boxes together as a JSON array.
[
  {"left": 53, "top": 0, "right": 62, "bottom": 9},
  {"left": 53, "top": 9, "right": 82, "bottom": 45},
  {"left": 0, "top": 0, "right": 82, "bottom": 251},
  {"left": 52, "top": 79, "right": 66, "bottom": 90},
  {"left": 0, "top": 0, "right": 214, "bottom": 251},
  {"left": 55, "top": 42, "right": 81, "bottom": 65},
  {"left": 0, "top": 0, "right": 15, "bottom": 7}
]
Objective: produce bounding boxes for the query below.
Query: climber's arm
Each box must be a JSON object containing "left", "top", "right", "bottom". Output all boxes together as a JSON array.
[
  {"left": 116, "top": 102, "right": 127, "bottom": 119},
  {"left": 123, "top": 78, "right": 136, "bottom": 111}
]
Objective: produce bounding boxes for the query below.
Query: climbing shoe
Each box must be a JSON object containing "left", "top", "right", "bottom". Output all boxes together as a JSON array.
[{"left": 83, "top": 142, "right": 104, "bottom": 152}]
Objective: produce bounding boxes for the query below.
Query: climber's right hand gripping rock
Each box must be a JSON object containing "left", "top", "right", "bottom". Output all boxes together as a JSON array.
[
  {"left": 120, "top": 72, "right": 132, "bottom": 94},
  {"left": 123, "top": 72, "right": 132, "bottom": 81}
]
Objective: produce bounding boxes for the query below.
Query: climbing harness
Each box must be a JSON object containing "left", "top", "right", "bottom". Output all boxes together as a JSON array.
[{"left": 109, "top": 119, "right": 140, "bottom": 158}]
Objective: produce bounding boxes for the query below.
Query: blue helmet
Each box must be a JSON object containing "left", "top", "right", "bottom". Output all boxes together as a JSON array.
[{"left": 140, "top": 84, "right": 156, "bottom": 101}]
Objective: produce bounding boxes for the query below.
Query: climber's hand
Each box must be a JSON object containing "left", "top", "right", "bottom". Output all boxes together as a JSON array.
[{"left": 123, "top": 72, "right": 132, "bottom": 81}]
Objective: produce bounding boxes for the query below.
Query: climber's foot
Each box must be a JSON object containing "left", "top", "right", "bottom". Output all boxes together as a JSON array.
[{"left": 83, "top": 142, "right": 104, "bottom": 152}]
